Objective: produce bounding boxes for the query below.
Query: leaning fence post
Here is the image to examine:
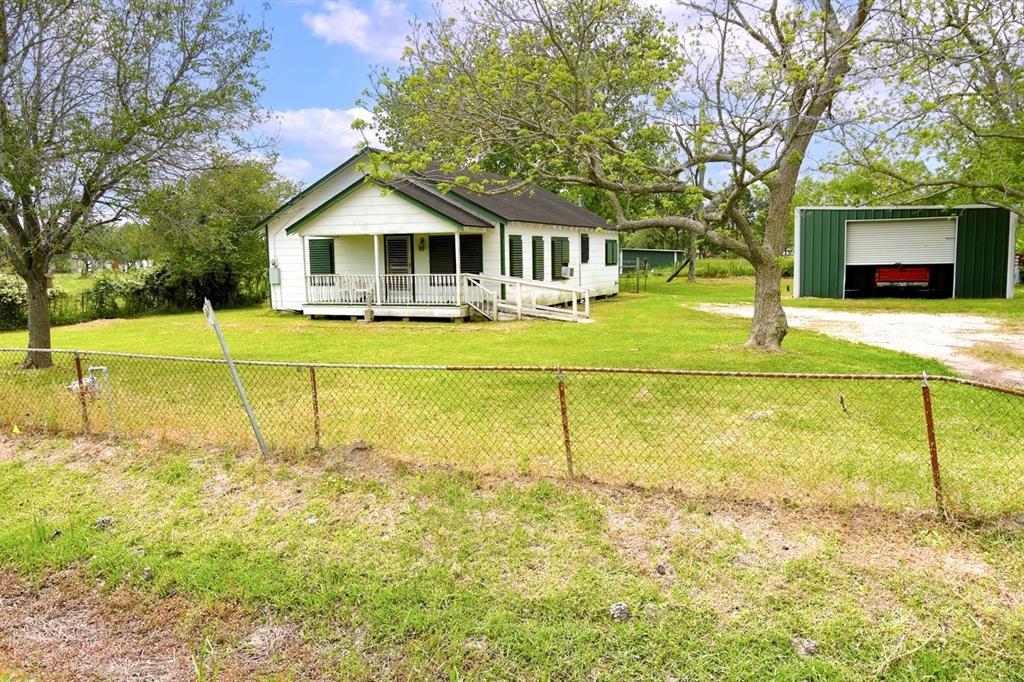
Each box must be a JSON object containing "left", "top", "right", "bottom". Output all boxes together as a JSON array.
[
  {"left": 309, "top": 365, "right": 321, "bottom": 450},
  {"left": 920, "top": 372, "right": 948, "bottom": 519},
  {"left": 73, "top": 351, "right": 90, "bottom": 434},
  {"left": 202, "top": 299, "right": 269, "bottom": 457},
  {"left": 556, "top": 366, "right": 575, "bottom": 479}
]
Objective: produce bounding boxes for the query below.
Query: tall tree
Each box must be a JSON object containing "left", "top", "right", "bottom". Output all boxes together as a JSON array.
[
  {"left": 366, "top": 0, "right": 879, "bottom": 350},
  {"left": 0, "top": 0, "right": 269, "bottom": 368},
  {"left": 138, "top": 156, "right": 297, "bottom": 307},
  {"left": 841, "top": 0, "right": 1024, "bottom": 218}
]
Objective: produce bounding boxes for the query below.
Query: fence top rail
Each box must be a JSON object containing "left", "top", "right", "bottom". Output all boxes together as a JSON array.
[{"left": 5, "top": 346, "right": 1024, "bottom": 394}]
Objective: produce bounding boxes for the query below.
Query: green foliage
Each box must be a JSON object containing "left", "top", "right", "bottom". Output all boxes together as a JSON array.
[
  {"left": 0, "top": 0, "right": 270, "bottom": 349},
  {"left": 0, "top": 275, "right": 67, "bottom": 328},
  {"left": 71, "top": 224, "right": 154, "bottom": 272},
  {"left": 87, "top": 271, "right": 148, "bottom": 318},
  {"left": 366, "top": 0, "right": 687, "bottom": 220},
  {"left": 839, "top": 0, "right": 1024, "bottom": 222},
  {"left": 137, "top": 157, "right": 297, "bottom": 307}
]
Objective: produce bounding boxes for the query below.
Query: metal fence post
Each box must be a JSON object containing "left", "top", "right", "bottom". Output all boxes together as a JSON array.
[
  {"left": 309, "top": 365, "right": 321, "bottom": 450},
  {"left": 73, "top": 352, "right": 90, "bottom": 434},
  {"left": 202, "top": 299, "right": 269, "bottom": 457},
  {"left": 920, "top": 373, "right": 948, "bottom": 519},
  {"left": 556, "top": 366, "right": 575, "bottom": 479}
]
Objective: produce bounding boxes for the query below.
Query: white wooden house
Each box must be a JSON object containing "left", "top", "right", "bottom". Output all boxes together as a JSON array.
[{"left": 257, "top": 149, "right": 620, "bottom": 322}]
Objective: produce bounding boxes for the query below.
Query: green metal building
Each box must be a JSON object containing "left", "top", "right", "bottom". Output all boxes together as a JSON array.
[
  {"left": 620, "top": 248, "right": 686, "bottom": 269},
  {"left": 795, "top": 206, "right": 1018, "bottom": 299}
]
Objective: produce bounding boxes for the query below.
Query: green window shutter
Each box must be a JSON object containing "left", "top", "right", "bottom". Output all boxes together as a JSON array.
[
  {"left": 459, "top": 233, "right": 483, "bottom": 274},
  {"left": 509, "top": 235, "right": 523, "bottom": 278},
  {"left": 532, "top": 236, "right": 544, "bottom": 281},
  {"left": 551, "top": 236, "right": 569, "bottom": 279},
  {"left": 605, "top": 238, "right": 618, "bottom": 266},
  {"left": 581, "top": 233, "right": 589, "bottom": 263},
  {"left": 429, "top": 235, "right": 456, "bottom": 274},
  {"left": 308, "top": 239, "right": 335, "bottom": 275}
]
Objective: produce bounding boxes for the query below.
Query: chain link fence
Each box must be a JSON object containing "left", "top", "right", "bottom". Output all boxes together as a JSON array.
[{"left": 1, "top": 347, "right": 1022, "bottom": 519}]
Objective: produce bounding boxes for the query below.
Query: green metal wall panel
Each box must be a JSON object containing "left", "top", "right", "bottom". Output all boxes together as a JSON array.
[
  {"left": 954, "top": 208, "right": 1010, "bottom": 298},
  {"left": 798, "top": 207, "right": 1010, "bottom": 298},
  {"left": 621, "top": 248, "right": 681, "bottom": 268}
]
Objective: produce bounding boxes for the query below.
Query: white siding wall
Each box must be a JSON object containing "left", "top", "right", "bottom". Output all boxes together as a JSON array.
[
  {"left": 301, "top": 184, "right": 459, "bottom": 236},
  {"left": 267, "top": 176, "right": 619, "bottom": 312},
  {"left": 501, "top": 222, "right": 619, "bottom": 304},
  {"left": 266, "top": 164, "right": 364, "bottom": 312},
  {"left": 269, "top": 228, "right": 305, "bottom": 311},
  {"left": 269, "top": 184, "right": 465, "bottom": 311},
  {"left": 334, "top": 235, "right": 375, "bottom": 274}
]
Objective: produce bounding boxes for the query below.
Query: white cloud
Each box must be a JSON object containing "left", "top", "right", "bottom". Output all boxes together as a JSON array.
[
  {"left": 262, "top": 106, "right": 379, "bottom": 162},
  {"left": 274, "top": 157, "right": 314, "bottom": 181},
  {"left": 301, "top": 0, "right": 412, "bottom": 61}
]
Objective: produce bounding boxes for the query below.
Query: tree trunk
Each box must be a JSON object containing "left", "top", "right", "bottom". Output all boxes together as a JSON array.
[
  {"left": 746, "top": 261, "right": 787, "bottom": 351},
  {"left": 686, "top": 229, "right": 697, "bottom": 283},
  {"left": 22, "top": 273, "right": 53, "bottom": 369}
]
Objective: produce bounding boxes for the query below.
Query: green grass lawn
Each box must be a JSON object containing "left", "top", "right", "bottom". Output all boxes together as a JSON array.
[
  {"left": 51, "top": 272, "right": 97, "bottom": 297},
  {"left": 0, "top": 277, "right": 1021, "bottom": 517},
  {"left": 0, "top": 277, "right": 957, "bottom": 375},
  {"left": 2, "top": 434, "right": 1023, "bottom": 680}
]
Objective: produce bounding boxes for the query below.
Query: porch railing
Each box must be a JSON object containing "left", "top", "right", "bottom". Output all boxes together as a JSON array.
[
  {"left": 305, "top": 274, "right": 459, "bottom": 306},
  {"left": 306, "top": 274, "right": 376, "bottom": 305}
]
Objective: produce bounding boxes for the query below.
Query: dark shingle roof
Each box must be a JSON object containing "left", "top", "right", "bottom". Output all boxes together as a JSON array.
[
  {"left": 263, "top": 149, "right": 614, "bottom": 233},
  {"left": 417, "top": 170, "right": 613, "bottom": 229},
  {"left": 389, "top": 180, "right": 492, "bottom": 228}
]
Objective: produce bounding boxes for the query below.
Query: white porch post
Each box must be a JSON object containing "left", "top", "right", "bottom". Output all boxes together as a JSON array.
[
  {"left": 373, "top": 234, "right": 382, "bottom": 305},
  {"left": 454, "top": 232, "right": 462, "bottom": 306}
]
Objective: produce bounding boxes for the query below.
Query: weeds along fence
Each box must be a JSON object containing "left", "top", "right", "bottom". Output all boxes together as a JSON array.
[{"left": 1, "top": 347, "right": 1022, "bottom": 519}]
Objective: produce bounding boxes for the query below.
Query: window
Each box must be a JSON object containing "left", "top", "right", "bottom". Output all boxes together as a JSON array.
[
  {"left": 551, "top": 236, "right": 570, "bottom": 279},
  {"left": 532, "top": 236, "right": 544, "bottom": 281},
  {"left": 508, "top": 235, "right": 523, "bottom": 278},
  {"left": 308, "top": 239, "right": 335, "bottom": 275},
  {"left": 605, "top": 238, "right": 619, "bottom": 266},
  {"left": 581, "top": 233, "right": 590, "bottom": 263}
]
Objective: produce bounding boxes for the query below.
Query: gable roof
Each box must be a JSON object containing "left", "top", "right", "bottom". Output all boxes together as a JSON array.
[
  {"left": 284, "top": 177, "right": 493, "bottom": 235},
  {"left": 263, "top": 150, "right": 614, "bottom": 234},
  {"left": 388, "top": 180, "right": 492, "bottom": 228},
  {"left": 423, "top": 171, "right": 612, "bottom": 229},
  {"left": 253, "top": 147, "right": 382, "bottom": 232}
]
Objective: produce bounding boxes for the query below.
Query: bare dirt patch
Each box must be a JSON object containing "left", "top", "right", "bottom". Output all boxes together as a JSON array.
[
  {"left": 0, "top": 571, "right": 325, "bottom": 681},
  {"left": 696, "top": 304, "right": 1024, "bottom": 386}
]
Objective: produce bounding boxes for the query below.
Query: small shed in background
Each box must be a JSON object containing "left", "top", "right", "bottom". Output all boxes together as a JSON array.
[
  {"left": 620, "top": 248, "right": 686, "bottom": 270},
  {"left": 795, "top": 205, "right": 1017, "bottom": 299}
]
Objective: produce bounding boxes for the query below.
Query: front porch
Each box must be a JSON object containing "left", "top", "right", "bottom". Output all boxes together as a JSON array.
[
  {"left": 300, "top": 233, "right": 591, "bottom": 322},
  {"left": 304, "top": 272, "right": 480, "bottom": 319},
  {"left": 301, "top": 231, "right": 485, "bottom": 319}
]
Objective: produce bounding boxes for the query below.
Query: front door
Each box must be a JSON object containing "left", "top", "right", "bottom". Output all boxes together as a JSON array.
[{"left": 384, "top": 235, "right": 413, "bottom": 303}]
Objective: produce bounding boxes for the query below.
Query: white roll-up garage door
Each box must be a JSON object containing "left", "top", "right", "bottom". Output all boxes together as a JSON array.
[{"left": 846, "top": 218, "right": 957, "bottom": 265}]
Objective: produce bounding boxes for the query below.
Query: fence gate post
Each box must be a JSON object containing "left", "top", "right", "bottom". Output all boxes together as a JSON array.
[
  {"left": 309, "top": 365, "right": 321, "bottom": 450},
  {"left": 556, "top": 366, "right": 575, "bottom": 479},
  {"left": 920, "top": 373, "right": 948, "bottom": 519},
  {"left": 74, "top": 352, "right": 90, "bottom": 434}
]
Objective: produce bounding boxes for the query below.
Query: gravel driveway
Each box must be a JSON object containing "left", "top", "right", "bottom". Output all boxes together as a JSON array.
[{"left": 696, "top": 304, "right": 1024, "bottom": 387}]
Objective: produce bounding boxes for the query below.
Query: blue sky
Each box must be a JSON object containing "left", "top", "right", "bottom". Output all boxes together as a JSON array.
[{"left": 252, "top": 1, "right": 433, "bottom": 186}]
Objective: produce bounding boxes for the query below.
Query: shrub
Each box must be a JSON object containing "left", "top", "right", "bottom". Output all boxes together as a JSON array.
[
  {"left": 88, "top": 271, "right": 147, "bottom": 318},
  {"left": 0, "top": 274, "right": 69, "bottom": 329}
]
